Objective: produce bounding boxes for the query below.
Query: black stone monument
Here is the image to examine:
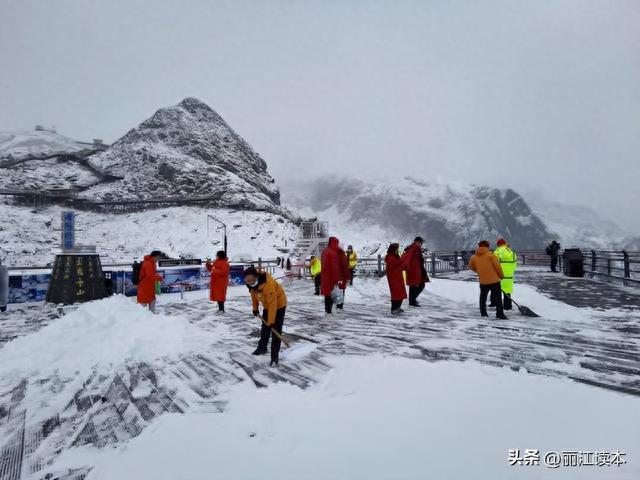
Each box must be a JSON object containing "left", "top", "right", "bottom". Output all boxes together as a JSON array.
[
  {"left": 46, "top": 211, "right": 108, "bottom": 305},
  {"left": 46, "top": 253, "right": 108, "bottom": 305}
]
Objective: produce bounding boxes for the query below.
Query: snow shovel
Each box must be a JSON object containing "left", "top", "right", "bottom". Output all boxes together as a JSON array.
[
  {"left": 507, "top": 295, "right": 539, "bottom": 318},
  {"left": 257, "top": 317, "right": 317, "bottom": 360}
]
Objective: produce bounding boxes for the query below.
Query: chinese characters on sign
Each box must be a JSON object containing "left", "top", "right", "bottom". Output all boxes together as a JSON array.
[
  {"left": 509, "top": 449, "right": 626, "bottom": 468},
  {"left": 62, "top": 211, "right": 75, "bottom": 251}
]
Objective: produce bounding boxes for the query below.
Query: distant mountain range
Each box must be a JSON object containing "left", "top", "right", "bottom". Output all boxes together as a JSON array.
[{"left": 1, "top": 98, "right": 636, "bottom": 259}]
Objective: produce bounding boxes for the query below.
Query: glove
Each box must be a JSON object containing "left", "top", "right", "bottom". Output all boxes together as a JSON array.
[{"left": 253, "top": 310, "right": 260, "bottom": 317}]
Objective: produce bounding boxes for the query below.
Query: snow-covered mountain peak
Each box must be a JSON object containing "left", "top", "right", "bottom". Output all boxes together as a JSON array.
[{"left": 75, "top": 97, "right": 293, "bottom": 217}]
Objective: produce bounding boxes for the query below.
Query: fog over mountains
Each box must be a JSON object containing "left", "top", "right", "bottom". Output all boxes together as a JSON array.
[{"left": 1, "top": 97, "right": 636, "bottom": 262}]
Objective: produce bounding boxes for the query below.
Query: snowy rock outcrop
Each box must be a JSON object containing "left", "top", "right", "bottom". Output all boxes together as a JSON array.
[
  {"left": 81, "top": 97, "right": 289, "bottom": 216},
  {"left": 0, "top": 130, "right": 101, "bottom": 191},
  {"left": 286, "top": 176, "right": 553, "bottom": 250}
]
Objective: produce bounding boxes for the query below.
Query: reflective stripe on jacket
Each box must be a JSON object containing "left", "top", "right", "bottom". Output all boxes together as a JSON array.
[
  {"left": 347, "top": 251, "right": 357, "bottom": 269},
  {"left": 494, "top": 245, "right": 517, "bottom": 294},
  {"left": 310, "top": 258, "right": 321, "bottom": 277}
]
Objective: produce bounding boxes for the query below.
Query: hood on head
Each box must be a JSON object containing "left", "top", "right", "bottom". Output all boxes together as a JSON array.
[
  {"left": 143, "top": 255, "right": 155, "bottom": 261},
  {"left": 328, "top": 237, "right": 339, "bottom": 249},
  {"left": 475, "top": 246, "right": 490, "bottom": 255}
]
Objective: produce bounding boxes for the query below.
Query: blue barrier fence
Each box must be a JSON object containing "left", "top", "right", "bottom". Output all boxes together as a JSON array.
[{"left": 8, "top": 264, "right": 250, "bottom": 304}]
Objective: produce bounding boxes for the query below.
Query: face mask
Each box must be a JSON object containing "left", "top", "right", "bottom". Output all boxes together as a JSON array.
[{"left": 247, "top": 279, "right": 259, "bottom": 289}]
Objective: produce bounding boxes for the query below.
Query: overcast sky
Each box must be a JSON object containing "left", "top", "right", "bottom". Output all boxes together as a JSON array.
[{"left": 1, "top": 0, "right": 639, "bottom": 231}]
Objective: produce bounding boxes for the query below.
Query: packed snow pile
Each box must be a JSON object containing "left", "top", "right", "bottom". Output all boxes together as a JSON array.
[
  {"left": 0, "top": 295, "right": 216, "bottom": 380},
  {"left": 283, "top": 176, "right": 553, "bottom": 251},
  {"left": 85, "top": 355, "right": 639, "bottom": 480},
  {"left": 0, "top": 203, "right": 298, "bottom": 266}
]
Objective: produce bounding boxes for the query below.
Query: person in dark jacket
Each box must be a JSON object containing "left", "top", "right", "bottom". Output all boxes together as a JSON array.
[
  {"left": 546, "top": 241, "right": 561, "bottom": 272},
  {"left": 385, "top": 243, "right": 407, "bottom": 314},
  {"left": 400, "top": 236, "right": 429, "bottom": 306},
  {"left": 320, "top": 236, "right": 350, "bottom": 314}
]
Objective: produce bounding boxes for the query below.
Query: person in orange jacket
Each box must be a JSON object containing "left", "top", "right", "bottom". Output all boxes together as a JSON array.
[
  {"left": 137, "top": 250, "right": 164, "bottom": 313},
  {"left": 468, "top": 240, "right": 507, "bottom": 319},
  {"left": 205, "top": 250, "right": 230, "bottom": 312},
  {"left": 244, "top": 266, "right": 288, "bottom": 366}
]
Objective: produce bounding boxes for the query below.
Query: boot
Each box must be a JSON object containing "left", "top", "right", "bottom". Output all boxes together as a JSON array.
[
  {"left": 252, "top": 348, "right": 268, "bottom": 355},
  {"left": 496, "top": 314, "right": 508, "bottom": 320}
]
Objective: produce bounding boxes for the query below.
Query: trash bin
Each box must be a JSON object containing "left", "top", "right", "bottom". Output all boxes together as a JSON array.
[
  {"left": 563, "top": 248, "right": 584, "bottom": 277},
  {"left": 0, "top": 263, "right": 8, "bottom": 312}
]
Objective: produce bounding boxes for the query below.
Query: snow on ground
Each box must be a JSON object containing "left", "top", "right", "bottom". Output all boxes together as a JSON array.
[
  {"left": 0, "top": 202, "right": 299, "bottom": 266},
  {"left": 0, "top": 275, "right": 638, "bottom": 479},
  {"left": 85, "top": 356, "right": 639, "bottom": 480},
  {"left": 0, "top": 295, "right": 218, "bottom": 381}
]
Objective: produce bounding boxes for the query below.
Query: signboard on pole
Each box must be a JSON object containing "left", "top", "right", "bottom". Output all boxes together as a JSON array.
[{"left": 62, "top": 211, "right": 75, "bottom": 252}]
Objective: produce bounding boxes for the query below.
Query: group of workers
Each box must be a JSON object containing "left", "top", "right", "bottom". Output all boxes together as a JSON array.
[{"left": 135, "top": 235, "right": 521, "bottom": 365}]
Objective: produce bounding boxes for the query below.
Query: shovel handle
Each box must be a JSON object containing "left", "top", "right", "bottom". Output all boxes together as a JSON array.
[{"left": 260, "top": 318, "right": 290, "bottom": 348}]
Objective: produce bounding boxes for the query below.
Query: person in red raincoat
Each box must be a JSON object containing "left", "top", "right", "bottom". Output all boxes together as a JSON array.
[
  {"left": 400, "top": 236, "right": 429, "bottom": 307},
  {"left": 385, "top": 243, "right": 407, "bottom": 314},
  {"left": 205, "top": 250, "right": 230, "bottom": 312},
  {"left": 320, "top": 236, "right": 349, "bottom": 315},
  {"left": 137, "top": 250, "right": 163, "bottom": 313}
]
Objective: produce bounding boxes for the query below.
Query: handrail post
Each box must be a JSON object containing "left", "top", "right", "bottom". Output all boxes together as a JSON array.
[
  {"left": 430, "top": 252, "right": 436, "bottom": 277},
  {"left": 377, "top": 254, "right": 382, "bottom": 274},
  {"left": 454, "top": 251, "right": 459, "bottom": 273},
  {"left": 607, "top": 257, "right": 611, "bottom": 276},
  {"left": 258, "top": 257, "right": 262, "bottom": 270},
  {"left": 591, "top": 250, "right": 596, "bottom": 273},
  {"left": 623, "top": 251, "right": 630, "bottom": 279}
]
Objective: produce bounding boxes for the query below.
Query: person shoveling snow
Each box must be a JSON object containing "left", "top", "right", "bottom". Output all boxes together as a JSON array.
[{"left": 243, "top": 267, "right": 315, "bottom": 365}]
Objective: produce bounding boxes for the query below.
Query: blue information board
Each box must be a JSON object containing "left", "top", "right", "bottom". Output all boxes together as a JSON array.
[{"left": 62, "top": 211, "right": 75, "bottom": 250}]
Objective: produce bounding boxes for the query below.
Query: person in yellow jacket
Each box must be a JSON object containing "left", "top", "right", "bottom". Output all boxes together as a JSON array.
[
  {"left": 244, "top": 267, "right": 288, "bottom": 366},
  {"left": 309, "top": 255, "right": 322, "bottom": 295},
  {"left": 346, "top": 245, "right": 357, "bottom": 286},
  {"left": 494, "top": 238, "right": 517, "bottom": 310}
]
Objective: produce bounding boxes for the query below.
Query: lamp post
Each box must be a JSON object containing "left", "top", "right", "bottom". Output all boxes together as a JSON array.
[{"left": 207, "top": 215, "right": 228, "bottom": 253}]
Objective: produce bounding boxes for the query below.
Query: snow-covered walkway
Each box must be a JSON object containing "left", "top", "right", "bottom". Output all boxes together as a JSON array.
[{"left": 0, "top": 274, "right": 638, "bottom": 479}]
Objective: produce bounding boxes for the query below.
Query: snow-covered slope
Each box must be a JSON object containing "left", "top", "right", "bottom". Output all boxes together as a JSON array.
[
  {"left": 0, "top": 130, "right": 101, "bottom": 191},
  {"left": 0, "top": 202, "right": 298, "bottom": 266},
  {"left": 283, "top": 176, "right": 553, "bottom": 252},
  {"left": 81, "top": 98, "right": 288, "bottom": 216},
  {"left": 0, "top": 130, "right": 84, "bottom": 159}
]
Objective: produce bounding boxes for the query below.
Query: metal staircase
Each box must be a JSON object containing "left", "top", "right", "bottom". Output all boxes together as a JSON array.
[{"left": 290, "top": 220, "right": 329, "bottom": 261}]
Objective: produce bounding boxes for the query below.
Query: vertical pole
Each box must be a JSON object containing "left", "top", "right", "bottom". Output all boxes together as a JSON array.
[
  {"left": 591, "top": 250, "right": 596, "bottom": 273},
  {"left": 454, "top": 251, "right": 459, "bottom": 273},
  {"left": 623, "top": 251, "right": 630, "bottom": 279},
  {"left": 607, "top": 257, "right": 611, "bottom": 276},
  {"left": 258, "top": 257, "right": 262, "bottom": 270},
  {"left": 377, "top": 254, "right": 382, "bottom": 273},
  {"left": 430, "top": 252, "right": 436, "bottom": 277}
]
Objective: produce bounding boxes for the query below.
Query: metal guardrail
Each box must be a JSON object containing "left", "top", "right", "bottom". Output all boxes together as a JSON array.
[{"left": 575, "top": 250, "right": 640, "bottom": 285}]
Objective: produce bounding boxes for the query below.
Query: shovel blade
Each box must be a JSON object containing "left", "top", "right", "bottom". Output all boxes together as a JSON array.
[{"left": 518, "top": 305, "right": 539, "bottom": 317}]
